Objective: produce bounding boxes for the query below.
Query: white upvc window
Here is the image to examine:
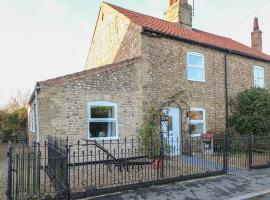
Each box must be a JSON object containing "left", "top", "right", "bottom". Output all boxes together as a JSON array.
[
  {"left": 88, "top": 101, "right": 118, "bottom": 140},
  {"left": 187, "top": 52, "right": 205, "bottom": 82},
  {"left": 189, "top": 108, "right": 206, "bottom": 137},
  {"left": 254, "top": 66, "right": 265, "bottom": 88},
  {"left": 29, "top": 104, "right": 36, "bottom": 132}
]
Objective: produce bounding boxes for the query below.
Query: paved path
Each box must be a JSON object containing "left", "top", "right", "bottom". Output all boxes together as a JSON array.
[
  {"left": 183, "top": 156, "right": 242, "bottom": 172},
  {"left": 0, "top": 144, "right": 8, "bottom": 200},
  {"left": 89, "top": 168, "right": 270, "bottom": 200}
]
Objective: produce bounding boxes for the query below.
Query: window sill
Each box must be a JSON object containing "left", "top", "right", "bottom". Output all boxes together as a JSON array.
[
  {"left": 190, "top": 134, "right": 201, "bottom": 138},
  {"left": 254, "top": 86, "right": 265, "bottom": 89},
  {"left": 28, "top": 131, "right": 36, "bottom": 134},
  {"left": 85, "top": 137, "right": 119, "bottom": 141},
  {"left": 188, "top": 79, "right": 206, "bottom": 83}
]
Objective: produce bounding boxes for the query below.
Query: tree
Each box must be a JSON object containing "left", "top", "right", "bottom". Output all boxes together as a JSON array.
[
  {"left": 0, "top": 90, "right": 30, "bottom": 136},
  {"left": 228, "top": 88, "right": 270, "bottom": 135}
]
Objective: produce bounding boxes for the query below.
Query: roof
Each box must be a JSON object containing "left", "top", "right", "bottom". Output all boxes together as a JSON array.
[
  {"left": 106, "top": 3, "right": 270, "bottom": 62},
  {"left": 39, "top": 57, "right": 141, "bottom": 86},
  {"left": 28, "top": 57, "right": 141, "bottom": 104}
]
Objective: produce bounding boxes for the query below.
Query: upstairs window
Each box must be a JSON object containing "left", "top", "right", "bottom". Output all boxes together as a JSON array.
[
  {"left": 187, "top": 52, "right": 205, "bottom": 82},
  {"left": 189, "top": 108, "right": 206, "bottom": 137},
  {"left": 254, "top": 66, "right": 265, "bottom": 88},
  {"left": 88, "top": 102, "right": 118, "bottom": 140}
]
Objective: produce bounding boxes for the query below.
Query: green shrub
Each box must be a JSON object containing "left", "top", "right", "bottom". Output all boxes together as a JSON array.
[
  {"left": 228, "top": 88, "right": 270, "bottom": 135},
  {"left": 138, "top": 108, "right": 161, "bottom": 158}
]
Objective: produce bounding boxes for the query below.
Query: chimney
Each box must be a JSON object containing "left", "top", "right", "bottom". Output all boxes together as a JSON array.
[
  {"left": 164, "top": 0, "right": 192, "bottom": 29},
  {"left": 251, "top": 17, "right": 262, "bottom": 51}
]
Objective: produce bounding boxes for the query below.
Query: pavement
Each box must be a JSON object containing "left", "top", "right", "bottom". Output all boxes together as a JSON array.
[
  {"left": 88, "top": 168, "right": 270, "bottom": 200},
  {"left": 0, "top": 144, "right": 8, "bottom": 200}
]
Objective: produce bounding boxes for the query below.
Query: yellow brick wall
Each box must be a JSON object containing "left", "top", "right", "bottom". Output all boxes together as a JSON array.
[
  {"left": 140, "top": 33, "right": 270, "bottom": 137},
  {"left": 85, "top": 3, "right": 141, "bottom": 70},
  {"left": 36, "top": 58, "right": 144, "bottom": 144}
]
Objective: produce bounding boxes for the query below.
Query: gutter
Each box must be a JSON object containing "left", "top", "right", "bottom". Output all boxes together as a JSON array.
[
  {"left": 28, "top": 83, "right": 40, "bottom": 105},
  {"left": 224, "top": 52, "right": 232, "bottom": 129},
  {"left": 35, "top": 85, "right": 40, "bottom": 143},
  {"left": 142, "top": 27, "right": 270, "bottom": 63},
  {"left": 28, "top": 83, "right": 40, "bottom": 143}
]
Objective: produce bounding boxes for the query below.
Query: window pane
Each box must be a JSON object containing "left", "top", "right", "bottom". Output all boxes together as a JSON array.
[
  {"left": 91, "top": 106, "right": 115, "bottom": 118},
  {"left": 254, "top": 67, "right": 265, "bottom": 88},
  {"left": 188, "top": 54, "right": 203, "bottom": 66},
  {"left": 89, "top": 122, "right": 116, "bottom": 138},
  {"left": 168, "top": 116, "right": 173, "bottom": 131},
  {"left": 190, "top": 111, "right": 204, "bottom": 120},
  {"left": 254, "top": 79, "right": 259, "bottom": 87},
  {"left": 254, "top": 68, "right": 259, "bottom": 78},
  {"left": 188, "top": 67, "right": 203, "bottom": 81},
  {"left": 258, "top": 79, "right": 264, "bottom": 88},
  {"left": 190, "top": 123, "right": 204, "bottom": 135},
  {"left": 258, "top": 69, "right": 263, "bottom": 79}
]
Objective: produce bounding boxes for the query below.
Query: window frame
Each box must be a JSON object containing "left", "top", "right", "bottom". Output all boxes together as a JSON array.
[
  {"left": 87, "top": 101, "right": 118, "bottom": 140},
  {"left": 253, "top": 66, "right": 265, "bottom": 88},
  {"left": 187, "top": 52, "right": 205, "bottom": 82},
  {"left": 189, "top": 108, "right": 206, "bottom": 137},
  {"left": 29, "top": 104, "right": 36, "bottom": 132}
]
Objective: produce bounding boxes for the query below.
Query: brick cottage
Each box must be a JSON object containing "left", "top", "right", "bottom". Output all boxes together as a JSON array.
[{"left": 28, "top": 0, "right": 270, "bottom": 147}]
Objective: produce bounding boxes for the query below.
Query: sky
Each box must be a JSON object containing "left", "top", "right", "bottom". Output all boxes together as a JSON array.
[{"left": 1, "top": 0, "right": 270, "bottom": 106}]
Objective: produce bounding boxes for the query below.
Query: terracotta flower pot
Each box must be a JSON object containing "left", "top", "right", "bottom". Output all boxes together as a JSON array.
[{"left": 152, "top": 159, "right": 163, "bottom": 169}]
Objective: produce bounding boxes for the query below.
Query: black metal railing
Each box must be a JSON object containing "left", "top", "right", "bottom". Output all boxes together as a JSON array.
[
  {"left": 47, "top": 136, "right": 69, "bottom": 193},
  {"left": 7, "top": 142, "right": 40, "bottom": 200},
  {"left": 6, "top": 134, "right": 270, "bottom": 200},
  {"left": 1, "top": 132, "right": 27, "bottom": 144},
  {"left": 249, "top": 135, "right": 270, "bottom": 169},
  {"left": 66, "top": 137, "right": 225, "bottom": 200}
]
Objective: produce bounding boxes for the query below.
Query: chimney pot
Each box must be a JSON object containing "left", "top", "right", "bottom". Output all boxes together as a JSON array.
[
  {"left": 165, "top": 0, "right": 192, "bottom": 29},
  {"left": 251, "top": 17, "right": 262, "bottom": 51},
  {"left": 253, "top": 17, "right": 259, "bottom": 30}
]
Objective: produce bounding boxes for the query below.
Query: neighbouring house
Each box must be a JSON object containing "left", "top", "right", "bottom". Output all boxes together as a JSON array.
[{"left": 28, "top": 0, "right": 270, "bottom": 148}]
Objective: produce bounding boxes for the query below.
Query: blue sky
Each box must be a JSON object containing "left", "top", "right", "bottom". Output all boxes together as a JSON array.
[{"left": 1, "top": 0, "right": 270, "bottom": 105}]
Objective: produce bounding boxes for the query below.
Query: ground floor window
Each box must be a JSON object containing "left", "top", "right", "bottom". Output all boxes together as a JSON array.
[
  {"left": 29, "top": 104, "right": 36, "bottom": 132},
  {"left": 88, "top": 101, "right": 118, "bottom": 140},
  {"left": 190, "top": 108, "right": 206, "bottom": 137}
]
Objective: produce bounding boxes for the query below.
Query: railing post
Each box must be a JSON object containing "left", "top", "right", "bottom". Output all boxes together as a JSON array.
[
  {"left": 36, "top": 142, "right": 41, "bottom": 195},
  {"left": 248, "top": 134, "right": 253, "bottom": 169},
  {"left": 159, "top": 138, "right": 164, "bottom": 179},
  {"left": 64, "top": 137, "right": 70, "bottom": 200},
  {"left": 6, "top": 142, "right": 13, "bottom": 200},
  {"left": 223, "top": 134, "right": 228, "bottom": 173},
  {"left": 33, "top": 141, "right": 36, "bottom": 193}
]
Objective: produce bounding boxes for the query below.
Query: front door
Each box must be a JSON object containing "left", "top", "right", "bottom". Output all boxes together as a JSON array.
[{"left": 162, "top": 107, "right": 181, "bottom": 154}]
